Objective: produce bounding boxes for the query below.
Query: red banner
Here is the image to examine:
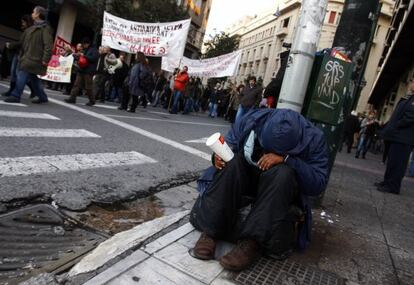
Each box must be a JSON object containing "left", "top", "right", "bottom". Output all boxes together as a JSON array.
[{"left": 53, "top": 36, "right": 75, "bottom": 56}]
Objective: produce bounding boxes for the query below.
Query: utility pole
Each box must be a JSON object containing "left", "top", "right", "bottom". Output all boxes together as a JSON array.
[{"left": 277, "top": 0, "right": 329, "bottom": 112}]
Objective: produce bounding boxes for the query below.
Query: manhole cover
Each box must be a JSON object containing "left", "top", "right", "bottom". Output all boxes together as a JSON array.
[
  {"left": 0, "top": 204, "right": 108, "bottom": 285},
  {"left": 235, "top": 257, "right": 345, "bottom": 285}
]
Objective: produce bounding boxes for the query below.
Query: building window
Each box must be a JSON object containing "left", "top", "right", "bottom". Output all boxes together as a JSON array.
[
  {"left": 328, "top": 11, "right": 337, "bottom": 24},
  {"left": 282, "top": 17, "right": 290, "bottom": 28},
  {"left": 375, "top": 25, "right": 381, "bottom": 37},
  {"left": 336, "top": 12, "right": 341, "bottom": 25}
]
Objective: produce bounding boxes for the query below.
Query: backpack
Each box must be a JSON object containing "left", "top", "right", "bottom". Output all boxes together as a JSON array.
[{"left": 139, "top": 65, "right": 155, "bottom": 95}]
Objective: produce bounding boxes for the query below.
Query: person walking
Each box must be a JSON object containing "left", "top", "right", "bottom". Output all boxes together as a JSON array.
[
  {"left": 339, "top": 110, "right": 360, "bottom": 153},
  {"left": 208, "top": 82, "right": 222, "bottom": 118},
  {"left": 4, "top": 6, "right": 53, "bottom": 104},
  {"left": 376, "top": 80, "right": 414, "bottom": 194},
  {"left": 226, "top": 84, "right": 243, "bottom": 123},
  {"left": 235, "top": 76, "right": 263, "bottom": 123},
  {"left": 152, "top": 71, "right": 167, "bottom": 107},
  {"left": 108, "top": 53, "right": 128, "bottom": 103},
  {"left": 170, "top": 66, "right": 189, "bottom": 114},
  {"left": 64, "top": 37, "right": 99, "bottom": 106},
  {"left": 355, "top": 113, "right": 378, "bottom": 159},
  {"left": 126, "top": 52, "right": 151, "bottom": 113},
  {"left": 2, "top": 15, "right": 34, "bottom": 98}
]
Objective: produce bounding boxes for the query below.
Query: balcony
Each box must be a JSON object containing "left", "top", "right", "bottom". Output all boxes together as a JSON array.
[{"left": 276, "top": 27, "right": 288, "bottom": 37}]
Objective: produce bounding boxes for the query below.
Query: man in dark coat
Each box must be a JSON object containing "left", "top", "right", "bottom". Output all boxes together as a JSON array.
[
  {"left": 64, "top": 37, "right": 99, "bottom": 106},
  {"left": 376, "top": 80, "right": 414, "bottom": 194},
  {"left": 235, "top": 76, "right": 263, "bottom": 123},
  {"left": 341, "top": 110, "right": 360, "bottom": 153},
  {"left": 190, "top": 109, "right": 328, "bottom": 271},
  {"left": 4, "top": 6, "right": 53, "bottom": 104}
]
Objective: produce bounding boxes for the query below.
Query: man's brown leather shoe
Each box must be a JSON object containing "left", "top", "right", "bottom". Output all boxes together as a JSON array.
[
  {"left": 220, "top": 239, "right": 259, "bottom": 271},
  {"left": 192, "top": 233, "right": 216, "bottom": 260}
]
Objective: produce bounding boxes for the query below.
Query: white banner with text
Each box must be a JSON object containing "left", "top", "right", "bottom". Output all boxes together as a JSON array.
[
  {"left": 162, "top": 51, "right": 242, "bottom": 78},
  {"left": 102, "top": 11, "right": 190, "bottom": 58}
]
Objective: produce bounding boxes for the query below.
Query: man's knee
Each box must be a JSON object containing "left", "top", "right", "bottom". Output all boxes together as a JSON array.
[{"left": 260, "top": 164, "right": 297, "bottom": 185}]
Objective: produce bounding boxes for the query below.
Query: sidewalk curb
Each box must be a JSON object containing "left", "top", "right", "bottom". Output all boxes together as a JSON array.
[{"left": 66, "top": 210, "right": 189, "bottom": 283}]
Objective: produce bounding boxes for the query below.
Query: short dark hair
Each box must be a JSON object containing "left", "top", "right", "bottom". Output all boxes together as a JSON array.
[
  {"left": 250, "top": 76, "right": 257, "bottom": 82},
  {"left": 81, "top": 37, "right": 91, "bottom": 44},
  {"left": 34, "top": 6, "right": 47, "bottom": 21},
  {"left": 21, "top": 14, "right": 34, "bottom": 27}
]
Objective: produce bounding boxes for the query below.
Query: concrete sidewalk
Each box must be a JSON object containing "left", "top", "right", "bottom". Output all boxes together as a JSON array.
[{"left": 59, "top": 151, "right": 414, "bottom": 285}]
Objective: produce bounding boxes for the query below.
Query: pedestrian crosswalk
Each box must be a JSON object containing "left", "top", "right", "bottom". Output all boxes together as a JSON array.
[
  {"left": 0, "top": 152, "right": 157, "bottom": 177},
  {"left": 0, "top": 127, "right": 101, "bottom": 138},
  {"left": 0, "top": 101, "right": 27, "bottom": 107},
  {"left": 0, "top": 110, "right": 60, "bottom": 120},
  {"left": 0, "top": 92, "right": 159, "bottom": 178}
]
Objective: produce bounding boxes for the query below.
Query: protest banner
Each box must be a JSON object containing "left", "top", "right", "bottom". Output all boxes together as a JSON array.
[
  {"left": 102, "top": 11, "right": 190, "bottom": 58},
  {"left": 161, "top": 51, "right": 242, "bottom": 78},
  {"left": 53, "top": 36, "right": 74, "bottom": 56},
  {"left": 40, "top": 55, "right": 74, "bottom": 83}
]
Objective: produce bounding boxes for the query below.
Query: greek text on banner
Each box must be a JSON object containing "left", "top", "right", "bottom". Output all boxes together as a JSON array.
[
  {"left": 40, "top": 55, "right": 73, "bottom": 83},
  {"left": 161, "top": 51, "right": 242, "bottom": 78},
  {"left": 102, "top": 11, "right": 190, "bottom": 58}
]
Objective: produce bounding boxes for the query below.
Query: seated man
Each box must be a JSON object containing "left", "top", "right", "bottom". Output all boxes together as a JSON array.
[{"left": 190, "top": 108, "right": 328, "bottom": 271}]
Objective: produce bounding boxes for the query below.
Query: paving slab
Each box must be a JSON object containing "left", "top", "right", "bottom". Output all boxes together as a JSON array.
[
  {"left": 107, "top": 257, "right": 203, "bottom": 285},
  {"left": 154, "top": 242, "right": 224, "bottom": 283},
  {"left": 318, "top": 227, "right": 397, "bottom": 284},
  {"left": 142, "top": 223, "right": 195, "bottom": 254},
  {"left": 68, "top": 210, "right": 189, "bottom": 277},
  {"left": 84, "top": 250, "right": 149, "bottom": 285}
]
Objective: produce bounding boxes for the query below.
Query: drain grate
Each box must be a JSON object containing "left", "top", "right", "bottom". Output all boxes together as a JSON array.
[
  {"left": 235, "top": 257, "right": 345, "bottom": 285},
  {"left": 0, "top": 204, "right": 108, "bottom": 285}
]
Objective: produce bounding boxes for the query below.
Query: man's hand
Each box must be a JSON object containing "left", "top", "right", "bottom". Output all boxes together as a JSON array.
[
  {"left": 257, "top": 153, "right": 284, "bottom": 171},
  {"left": 214, "top": 154, "right": 226, "bottom": 170}
]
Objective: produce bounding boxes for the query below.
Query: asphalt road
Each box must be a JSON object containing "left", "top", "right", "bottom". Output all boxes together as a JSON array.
[{"left": 0, "top": 81, "right": 230, "bottom": 210}]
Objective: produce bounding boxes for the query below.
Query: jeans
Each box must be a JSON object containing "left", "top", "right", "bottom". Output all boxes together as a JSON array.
[
  {"left": 183, "top": 97, "right": 193, "bottom": 114},
  {"left": 409, "top": 151, "right": 414, "bottom": 177},
  {"left": 152, "top": 90, "right": 162, "bottom": 106},
  {"left": 235, "top": 105, "right": 250, "bottom": 124},
  {"left": 10, "top": 69, "right": 48, "bottom": 102},
  {"left": 356, "top": 135, "right": 373, "bottom": 157},
  {"left": 171, "top": 90, "right": 182, "bottom": 113},
  {"left": 10, "top": 55, "right": 18, "bottom": 83},
  {"left": 110, "top": 87, "right": 123, "bottom": 103},
  {"left": 208, "top": 102, "right": 218, "bottom": 117}
]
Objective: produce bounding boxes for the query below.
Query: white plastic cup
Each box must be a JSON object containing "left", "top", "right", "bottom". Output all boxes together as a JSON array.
[{"left": 206, "top": 132, "right": 234, "bottom": 162}]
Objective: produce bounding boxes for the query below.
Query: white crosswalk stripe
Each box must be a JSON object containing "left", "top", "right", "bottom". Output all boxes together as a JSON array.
[
  {"left": 185, "top": 137, "right": 208, "bottom": 143},
  {"left": 0, "top": 151, "right": 157, "bottom": 177},
  {"left": 0, "top": 127, "right": 101, "bottom": 138},
  {"left": 0, "top": 101, "right": 28, "bottom": 107},
  {"left": 0, "top": 110, "right": 60, "bottom": 120}
]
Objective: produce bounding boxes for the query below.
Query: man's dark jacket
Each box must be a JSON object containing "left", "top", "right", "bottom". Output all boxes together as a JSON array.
[
  {"left": 381, "top": 94, "right": 414, "bottom": 146},
  {"left": 344, "top": 114, "right": 360, "bottom": 135},
  {"left": 79, "top": 46, "right": 99, "bottom": 75},
  {"left": 240, "top": 85, "right": 263, "bottom": 108},
  {"left": 198, "top": 109, "right": 328, "bottom": 250},
  {"left": 17, "top": 21, "right": 53, "bottom": 75}
]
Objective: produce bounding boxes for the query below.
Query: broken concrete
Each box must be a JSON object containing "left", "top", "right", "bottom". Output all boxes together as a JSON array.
[{"left": 68, "top": 210, "right": 189, "bottom": 277}]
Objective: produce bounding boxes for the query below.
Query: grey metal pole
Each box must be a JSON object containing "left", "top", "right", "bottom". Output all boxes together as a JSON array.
[{"left": 277, "top": 0, "right": 329, "bottom": 112}]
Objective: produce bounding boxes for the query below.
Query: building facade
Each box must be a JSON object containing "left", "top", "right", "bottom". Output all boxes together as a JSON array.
[
  {"left": 182, "top": 0, "right": 213, "bottom": 58},
  {"left": 355, "top": 0, "right": 395, "bottom": 114},
  {"left": 226, "top": 0, "right": 395, "bottom": 117},
  {"left": 368, "top": 0, "right": 414, "bottom": 122},
  {"left": 227, "top": 0, "right": 346, "bottom": 87}
]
